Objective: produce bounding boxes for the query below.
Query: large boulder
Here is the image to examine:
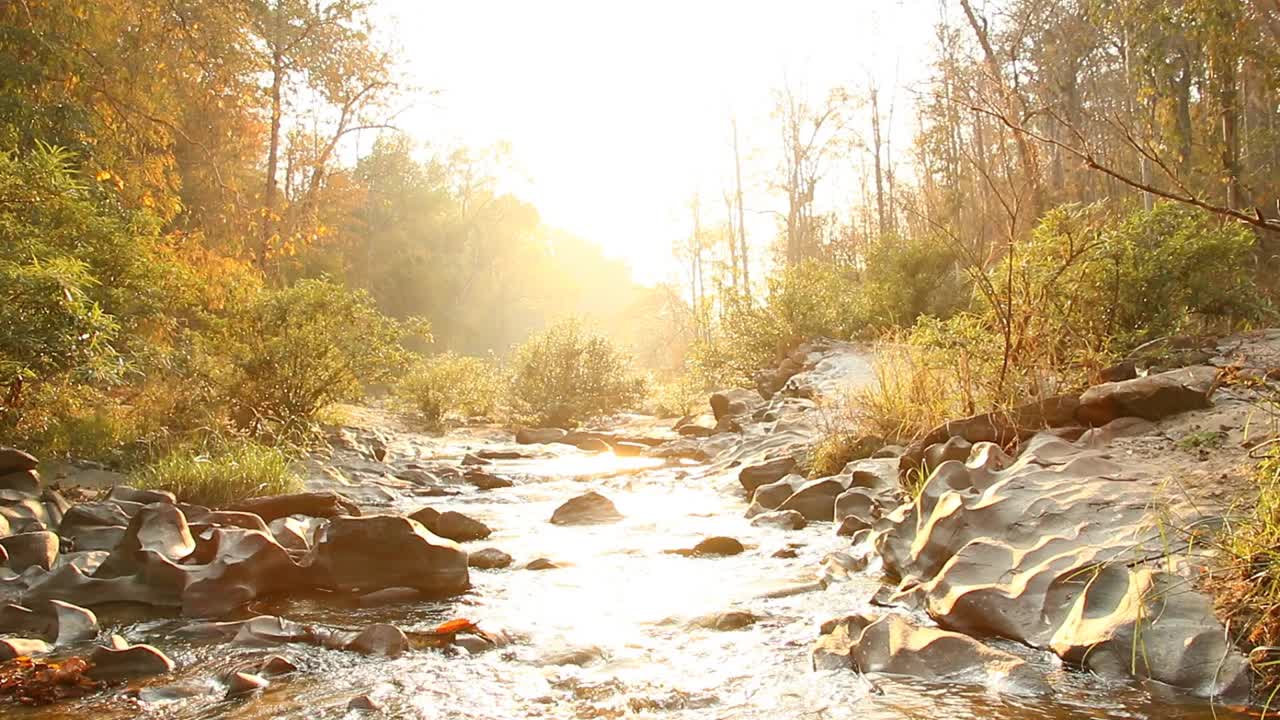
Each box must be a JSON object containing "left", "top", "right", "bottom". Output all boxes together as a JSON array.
[
  {"left": 738, "top": 457, "right": 798, "bottom": 495},
  {"left": 303, "top": 515, "right": 469, "bottom": 595},
  {"left": 710, "top": 388, "right": 760, "bottom": 421},
  {"left": 94, "top": 503, "right": 195, "bottom": 578},
  {"left": 1076, "top": 365, "right": 1218, "bottom": 426},
  {"left": 225, "top": 491, "right": 360, "bottom": 523},
  {"left": 516, "top": 427, "right": 567, "bottom": 444},
  {"left": 0, "top": 470, "right": 41, "bottom": 494},
  {"left": 87, "top": 637, "right": 175, "bottom": 681},
  {"left": 748, "top": 474, "right": 807, "bottom": 515},
  {"left": 550, "top": 491, "right": 622, "bottom": 525},
  {"left": 0, "top": 531, "right": 59, "bottom": 571},
  {"left": 409, "top": 507, "right": 492, "bottom": 542},
  {"left": 181, "top": 527, "right": 302, "bottom": 617},
  {"left": 812, "top": 614, "right": 1050, "bottom": 696},
  {"left": 750, "top": 510, "right": 807, "bottom": 531},
  {"left": 778, "top": 477, "right": 847, "bottom": 521},
  {"left": 0, "top": 448, "right": 38, "bottom": 475}
]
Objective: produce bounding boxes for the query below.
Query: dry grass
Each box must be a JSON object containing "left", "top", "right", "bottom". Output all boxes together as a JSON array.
[{"left": 132, "top": 440, "right": 301, "bottom": 508}]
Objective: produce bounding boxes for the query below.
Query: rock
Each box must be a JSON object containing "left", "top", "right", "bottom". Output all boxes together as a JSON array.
[
  {"left": 348, "top": 694, "right": 383, "bottom": 711},
  {"left": 750, "top": 510, "right": 807, "bottom": 531},
  {"left": 516, "top": 427, "right": 568, "bottom": 444},
  {"left": 836, "top": 515, "right": 871, "bottom": 536},
  {"left": 0, "top": 531, "right": 59, "bottom": 571},
  {"left": 468, "top": 548, "right": 513, "bottom": 569},
  {"left": 0, "top": 448, "right": 38, "bottom": 475},
  {"left": 778, "top": 477, "right": 847, "bottom": 521},
  {"left": 106, "top": 486, "right": 175, "bottom": 505},
  {"left": 192, "top": 511, "right": 270, "bottom": 533},
  {"left": 688, "top": 537, "right": 744, "bottom": 556},
  {"left": 550, "top": 491, "right": 622, "bottom": 525},
  {"left": 395, "top": 468, "right": 439, "bottom": 485},
  {"left": 574, "top": 436, "right": 613, "bottom": 453},
  {"left": 225, "top": 671, "right": 269, "bottom": 698},
  {"left": 612, "top": 441, "right": 648, "bottom": 457},
  {"left": 738, "top": 457, "right": 798, "bottom": 495},
  {"left": 872, "top": 445, "right": 905, "bottom": 458},
  {"left": 525, "top": 558, "right": 558, "bottom": 570},
  {"left": 304, "top": 515, "right": 469, "bottom": 595},
  {"left": 226, "top": 491, "right": 360, "bottom": 523},
  {"left": 677, "top": 424, "right": 715, "bottom": 438},
  {"left": 0, "top": 638, "right": 51, "bottom": 659},
  {"left": 0, "top": 470, "right": 41, "bottom": 494},
  {"left": 94, "top": 503, "right": 194, "bottom": 578},
  {"left": 476, "top": 449, "right": 526, "bottom": 460},
  {"left": 87, "top": 639, "right": 176, "bottom": 681},
  {"left": 409, "top": 507, "right": 492, "bottom": 542},
  {"left": 834, "top": 487, "right": 883, "bottom": 525},
  {"left": 267, "top": 517, "right": 311, "bottom": 551},
  {"left": 42, "top": 599, "right": 99, "bottom": 645},
  {"left": 463, "top": 469, "right": 514, "bottom": 490},
  {"left": 538, "top": 646, "right": 604, "bottom": 666},
  {"left": 348, "top": 623, "right": 408, "bottom": 656},
  {"left": 695, "top": 610, "right": 756, "bottom": 631},
  {"left": 259, "top": 655, "right": 298, "bottom": 676},
  {"left": 771, "top": 547, "right": 799, "bottom": 559},
  {"left": 710, "top": 388, "right": 760, "bottom": 421},
  {"left": 356, "top": 587, "right": 422, "bottom": 607},
  {"left": 1077, "top": 365, "right": 1219, "bottom": 425},
  {"left": 59, "top": 501, "right": 133, "bottom": 536},
  {"left": 748, "top": 475, "right": 807, "bottom": 515},
  {"left": 812, "top": 614, "right": 1050, "bottom": 696},
  {"left": 181, "top": 527, "right": 303, "bottom": 617},
  {"left": 1094, "top": 360, "right": 1138, "bottom": 384},
  {"left": 461, "top": 453, "right": 491, "bottom": 466}
]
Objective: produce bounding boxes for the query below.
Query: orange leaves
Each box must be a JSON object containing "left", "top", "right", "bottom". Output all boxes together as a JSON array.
[
  {"left": 0, "top": 655, "right": 99, "bottom": 706},
  {"left": 433, "top": 618, "right": 476, "bottom": 635}
]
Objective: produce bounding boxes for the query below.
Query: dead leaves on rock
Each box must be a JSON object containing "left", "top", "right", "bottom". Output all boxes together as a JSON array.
[{"left": 0, "top": 655, "right": 99, "bottom": 705}]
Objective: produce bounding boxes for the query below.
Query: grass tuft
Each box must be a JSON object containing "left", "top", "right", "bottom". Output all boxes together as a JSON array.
[{"left": 131, "top": 440, "right": 301, "bottom": 508}]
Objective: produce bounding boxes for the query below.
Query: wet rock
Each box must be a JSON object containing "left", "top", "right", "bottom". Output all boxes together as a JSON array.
[
  {"left": 356, "top": 587, "right": 422, "bottom": 607},
  {"left": 750, "top": 510, "right": 807, "bottom": 531},
  {"left": 476, "top": 449, "right": 526, "bottom": 460},
  {"left": 687, "top": 537, "right": 744, "bottom": 557},
  {"left": 0, "top": 448, "right": 38, "bottom": 475},
  {"left": 836, "top": 515, "right": 871, "bottom": 536},
  {"left": 550, "top": 491, "right": 622, "bottom": 525},
  {"left": 0, "top": 470, "right": 41, "bottom": 494},
  {"left": 778, "top": 477, "right": 847, "bottom": 521},
  {"left": 677, "top": 424, "right": 715, "bottom": 438},
  {"left": 87, "top": 637, "right": 176, "bottom": 681},
  {"left": 304, "top": 515, "right": 469, "bottom": 595},
  {"left": 267, "top": 517, "right": 311, "bottom": 551},
  {"left": 525, "top": 558, "right": 558, "bottom": 570},
  {"left": 694, "top": 610, "right": 756, "bottom": 631},
  {"left": 539, "top": 645, "right": 604, "bottom": 666},
  {"left": 468, "top": 548, "right": 513, "bottom": 569},
  {"left": 611, "top": 440, "right": 649, "bottom": 458},
  {"left": 348, "top": 694, "right": 383, "bottom": 711},
  {"left": 226, "top": 491, "right": 360, "bottom": 523},
  {"left": 106, "top": 486, "right": 175, "bottom": 505},
  {"left": 747, "top": 475, "right": 806, "bottom": 514},
  {"left": 348, "top": 623, "right": 408, "bottom": 656},
  {"left": 575, "top": 436, "right": 613, "bottom": 453},
  {"left": 0, "top": 531, "right": 59, "bottom": 571},
  {"left": 461, "top": 453, "right": 491, "bottom": 466},
  {"left": 0, "top": 637, "right": 51, "bottom": 659},
  {"left": 38, "top": 599, "right": 98, "bottom": 645},
  {"left": 834, "top": 487, "right": 883, "bottom": 525},
  {"left": 812, "top": 614, "right": 1051, "bottom": 696},
  {"left": 409, "top": 507, "right": 492, "bottom": 542},
  {"left": 225, "top": 671, "right": 269, "bottom": 698},
  {"left": 738, "top": 457, "right": 798, "bottom": 495},
  {"left": 192, "top": 511, "right": 270, "bottom": 533},
  {"left": 516, "top": 427, "right": 567, "bottom": 444},
  {"left": 395, "top": 468, "right": 439, "bottom": 485},
  {"left": 94, "top": 503, "right": 194, "bottom": 578},
  {"left": 258, "top": 655, "right": 298, "bottom": 677},
  {"left": 1077, "top": 365, "right": 1219, "bottom": 425},
  {"left": 59, "top": 501, "right": 132, "bottom": 539},
  {"left": 771, "top": 547, "right": 799, "bottom": 559},
  {"left": 464, "top": 469, "right": 514, "bottom": 490},
  {"left": 182, "top": 527, "right": 302, "bottom": 617}
]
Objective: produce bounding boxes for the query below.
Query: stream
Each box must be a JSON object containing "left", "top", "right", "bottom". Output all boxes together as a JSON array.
[{"left": 6, "top": 419, "right": 1258, "bottom": 719}]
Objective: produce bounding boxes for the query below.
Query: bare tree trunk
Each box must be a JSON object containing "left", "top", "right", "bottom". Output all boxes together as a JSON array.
[
  {"left": 261, "top": 3, "right": 284, "bottom": 275},
  {"left": 732, "top": 116, "right": 751, "bottom": 299},
  {"left": 870, "top": 84, "right": 887, "bottom": 238}
]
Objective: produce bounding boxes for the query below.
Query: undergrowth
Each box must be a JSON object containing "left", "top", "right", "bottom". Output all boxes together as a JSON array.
[{"left": 131, "top": 439, "right": 301, "bottom": 508}]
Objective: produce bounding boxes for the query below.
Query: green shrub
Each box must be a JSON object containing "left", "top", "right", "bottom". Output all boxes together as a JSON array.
[
  {"left": 649, "top": 370, "right": 706, "bottom": 418},
  {"left": 213, "top": 278, "right": 428, "bottom": 431},
  {"left": 510, "top": 318, "right": 647, "bottom": 427},
  {"left": 131, "top": 440, "right": 301, "bottom": 507},
  {"left": 692, "top": 260, "right": 863, "bottom": 387},
  {"left": 396, "top": 352, "right": 506, "bottom": 427}
]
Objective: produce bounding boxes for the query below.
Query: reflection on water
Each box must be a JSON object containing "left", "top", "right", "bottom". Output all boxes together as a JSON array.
[{"left": 4, "top": 444, "right": 1258, "bottom": 719}]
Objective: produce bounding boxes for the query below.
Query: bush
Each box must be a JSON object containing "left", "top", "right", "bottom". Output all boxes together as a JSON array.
[
  {"left": 692, "top": 260, "right": 863, "bottom": 387},
  {"left": 213, "top": 278, "right": 428, "bottom": 431},
  {"left": 396, "top": 352, "right": 506, "bottom": 427},
  {"left": 510, "top": 318, "right": 647, "bottom": 427},
  {"left": 649, "top": 369, "right": 706, "bottom": 418},
  {"left": 131, "top": 440, "right": 301, "bottom": 507}
]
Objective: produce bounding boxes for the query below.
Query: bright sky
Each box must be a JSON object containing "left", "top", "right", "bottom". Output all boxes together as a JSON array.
[{"left": 374, "top": 0, "right": 939, "bottom": 285}]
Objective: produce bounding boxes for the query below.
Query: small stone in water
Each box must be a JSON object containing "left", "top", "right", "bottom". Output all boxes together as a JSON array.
[
  {"left": 526, "top": 557, "right": 558, "bottom": 570},
  {"left": 225, "top": 672, "right": 269, "bottom": 698},
  {"left": 348, "top": 694, "right": 382, "bottom": 711}
]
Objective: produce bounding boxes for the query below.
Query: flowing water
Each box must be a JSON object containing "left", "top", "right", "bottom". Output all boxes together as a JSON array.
[{"left": 7, "top": 432, "right": 1260, "bottom": 719}]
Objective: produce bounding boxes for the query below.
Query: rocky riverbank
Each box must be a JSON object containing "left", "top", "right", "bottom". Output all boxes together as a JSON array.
[{"left": 0, "top": 333, "right": 1276, "bottom": 717}]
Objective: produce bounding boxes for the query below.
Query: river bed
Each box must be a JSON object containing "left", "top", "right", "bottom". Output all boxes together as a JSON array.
[{"left": 6, "top": 428, "right": 1257, "bottom": 720}]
